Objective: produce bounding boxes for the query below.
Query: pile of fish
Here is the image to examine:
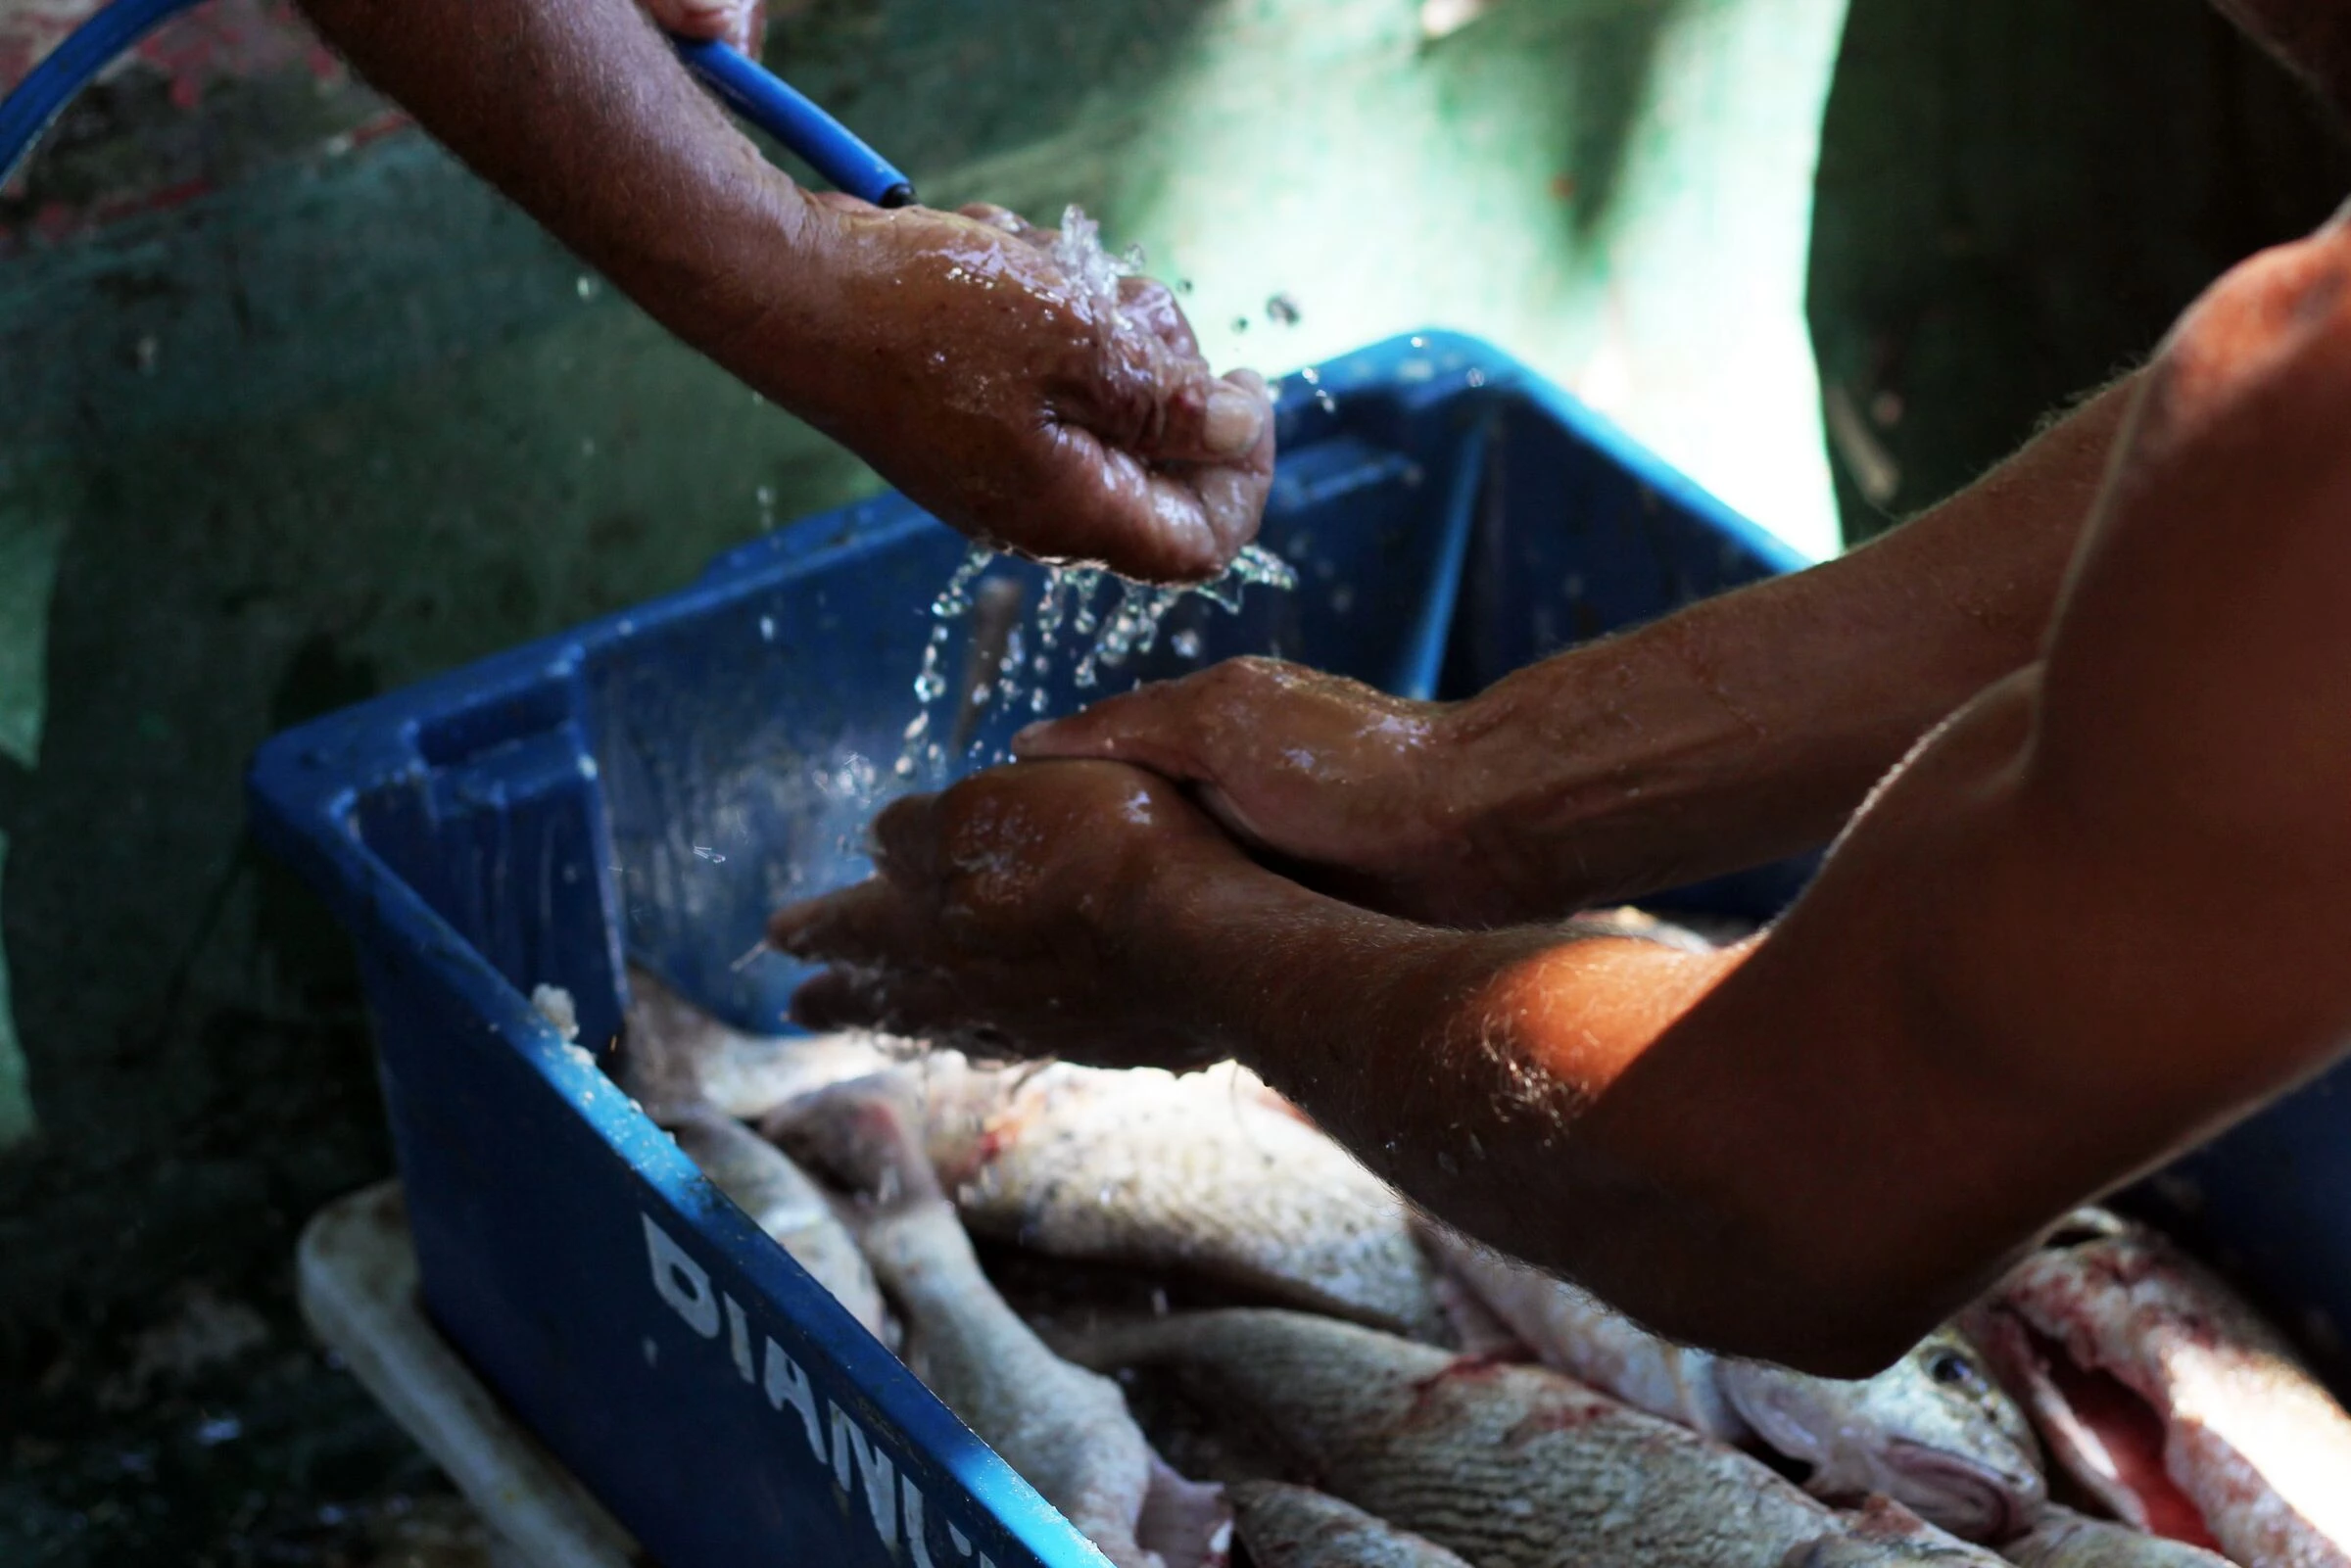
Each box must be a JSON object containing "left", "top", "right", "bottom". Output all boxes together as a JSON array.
[{"left": 604, "top": 950, "right": 2351, "bottom": 1568}]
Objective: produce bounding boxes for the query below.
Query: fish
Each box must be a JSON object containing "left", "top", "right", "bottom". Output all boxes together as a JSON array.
[
  {"left": 2000, "top": 1505, "right": 2240, "bottom": 1568},
  {"left": 665, "top": 1111, "right": 893, "bottom": 1345},
  {"left": 1423, "top": 1226, "right": 2045, "bottom": 1541},
  {"left": 1421, "top": 1224, "right": 1748, "bottom": 1438},
  {"left": 1966, "top": 1208, "right": 2351, "bottom": 1568},
  {"left": 1068, "top": 1307, "right": 2013, "bottom": 1568},
  {"left": 1226, "top": 1481, "right": 1472, "bottom": 1568},
  {"left": 1719, "top": 1328, "right": 2045, "bottom": 1542},
  {"left": 778, "top": 1057, "right": 1450, "bottom": 1342},
  {"left": 618, "top": 965, "right": 896, "bottom": 1122},
  {"left": 807, "top": 1089, "right": 1230, "bottom": 1568}
]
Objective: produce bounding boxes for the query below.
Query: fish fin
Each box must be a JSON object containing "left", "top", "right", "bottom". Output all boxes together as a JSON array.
[
  {"left": 1430, "top": 1270, "right": 1533, "bottom": 1358},
  {"left": 1136, "top": 1454, "right": 1231, "bottom": 1568}
]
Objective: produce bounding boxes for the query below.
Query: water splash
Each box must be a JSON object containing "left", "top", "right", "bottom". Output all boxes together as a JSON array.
[
  {"left": 893, "top": 546, "right": 998, "bottom": 782},
  {"left": 1051, "top": 204, "right": 1147, "bottom": 322},
  {"left": 887, "top": 542, "right": 1297, "bottom": 789}
]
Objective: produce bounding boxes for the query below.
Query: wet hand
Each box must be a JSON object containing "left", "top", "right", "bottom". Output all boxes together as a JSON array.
[
  {"left": 792, "top": 201, "right": 1275, "bottom": 584},
  {"left": 767, "top": 761, "right": 1261, "bottom": 1066},
  {"left": 1012, "top": 656, "right": 1496, "bottom": 924}
]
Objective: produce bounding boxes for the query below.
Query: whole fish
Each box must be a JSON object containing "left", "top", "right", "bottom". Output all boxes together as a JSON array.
[
  {"left": 1070, "top": 1307, "right": 2012, "bottom": 1568},
  {"left": 666, "top": 1111, "right": 893, "bottom": 1346},
  {"left": 619, "top": 966, "right": 895, "bottom": 1122},
  {"left": 811, "top": 1090, "right": 1230, "bottom": 1568},
  {"left": 2001, "top": 1505, "right": 2239, "bottom": 1568},
  {"left": 1967, "top": 1209, "right": 2351, "bottom": 1568},
  {"left": 779, "top": 1057, "right": 1449, "bottom": 1342},
  {"left": 1226, "top": 1481, "right": 1472, "bottom": 1568},
  {"left": 1423, "top": 1226, "right": 2044, "bottom": 1541}
]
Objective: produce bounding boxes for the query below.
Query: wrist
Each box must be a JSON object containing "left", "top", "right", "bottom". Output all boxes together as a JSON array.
[
  {"left": 621, "top": 162, "right": 843, "bottom": 405},
  {"left": 1130, "top": 852, "right": 1484, "bottom": 1097},
  {"left": 1434, "top": 630, "right": 1760, "bottom": 913}
]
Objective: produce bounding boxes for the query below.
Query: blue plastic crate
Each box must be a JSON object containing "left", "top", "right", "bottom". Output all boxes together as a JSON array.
[{"left": 247, "top": 332, "right": 2350, "bottom": 1567}]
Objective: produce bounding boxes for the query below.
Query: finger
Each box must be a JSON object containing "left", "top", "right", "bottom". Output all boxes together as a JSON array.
[
  {"left": 767, "top": 878, "right": 931, "bottom": 966},
  {"left": 1143, "top": 362, "right": 1273, "bottom": 468},
  {"left": 1026, "top": 427, "right": 1232, "bottom": 583},
  {"left": 867, "top": 790, "right": 943, "bottom": 883},
  {"left": 956, "top": 202, "right": 1027, "bottom": 235},
  {"left": 1178, "top": 382, "right": 1277, "bottom": 557},
  {"left": 1011, "top": 679, "right": 1213, "bottom": 775},
  {"left": 955, "top": 202, "right": 1057, "bottom": 251},
  {"left": 1118, "top": 276, "right": 1199, "bottom": 359},
  {"left": 790, "top": 965, "right": 968, "bottom": 1037}
]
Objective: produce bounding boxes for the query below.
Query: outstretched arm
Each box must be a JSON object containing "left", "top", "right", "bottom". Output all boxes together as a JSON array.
[
  {"left": 1015, "top": 375, "right": 2136, "bottom": 926},
  {"left": 293, "top": 0, "right": 1273, "bottom": 582},
  {"left": 775, "top": 212, "right": 2351, "bottom": 1374}
]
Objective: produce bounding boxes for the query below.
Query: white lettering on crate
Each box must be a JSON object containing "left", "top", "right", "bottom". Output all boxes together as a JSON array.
[{"left": 642, "top": 1212, "right": 999, "bottom": 1567}]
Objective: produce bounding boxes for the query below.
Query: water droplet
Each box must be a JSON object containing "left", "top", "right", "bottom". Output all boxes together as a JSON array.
[
  {"left": 576, "top": 274, "right": 600, "bottom": 301},
  {"left": 1172, "top": 629, "right": 1202, "bottom": 659}
]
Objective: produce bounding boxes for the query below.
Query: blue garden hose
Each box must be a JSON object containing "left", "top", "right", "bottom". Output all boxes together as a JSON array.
[
  {"left": 671, "top": 37, "right": 913, "bottom": 209},
  {"left": 0, "top": 0, "right": 915, "bottom": 207},
  {"left": 0, "top": 0, "right": 195, "bottom": 185}
]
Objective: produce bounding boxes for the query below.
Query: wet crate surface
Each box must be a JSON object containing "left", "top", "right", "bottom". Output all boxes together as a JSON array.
[{"left": 248, "top": 333, "right": 2351, "bottom": 1568}]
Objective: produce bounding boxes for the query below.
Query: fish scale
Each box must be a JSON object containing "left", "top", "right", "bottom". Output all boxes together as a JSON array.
[
  {"left": 920, "top": 1062, "right": 1450, "bottom": 1341},
  {"left": 1076, "top": 1309, "right": 2011, "bottom": 1568},
  {"left": 1227, "top": 1481, "right": 1472, "bottom": 1568}
]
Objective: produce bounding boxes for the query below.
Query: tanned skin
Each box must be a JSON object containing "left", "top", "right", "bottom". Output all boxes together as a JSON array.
[
  {"left": 773, "top": 7, "right": 2351, "bottom": 1373},
  {"left": 294, "top": 0, "right": 1275, "bottom": 583}
]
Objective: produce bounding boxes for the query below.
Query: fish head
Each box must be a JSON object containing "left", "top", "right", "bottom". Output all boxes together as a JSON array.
[{"left": 1722, "top": 1330, "right": 2045, "bottom": 1543}]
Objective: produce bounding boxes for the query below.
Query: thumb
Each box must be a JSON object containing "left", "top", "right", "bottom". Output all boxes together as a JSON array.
[
  {"left": 1143, "top": 366, "right": 1273, "bottom": 465},
  {"left": 1013, "top": 682, "right": 1210, "bottom": 780}
]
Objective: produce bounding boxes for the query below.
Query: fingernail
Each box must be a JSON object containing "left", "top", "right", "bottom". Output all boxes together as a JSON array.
[{"left": 1204, "top": 382, "right": 1265, "bottom": 456}]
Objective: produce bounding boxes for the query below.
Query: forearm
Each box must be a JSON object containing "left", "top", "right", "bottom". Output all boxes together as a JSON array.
[
  {"left": 1439, "top": 375, "right": 2137, "bottom": 916},
  {"left": 297, "top": 0, "right": 833, "bottom": 404}
]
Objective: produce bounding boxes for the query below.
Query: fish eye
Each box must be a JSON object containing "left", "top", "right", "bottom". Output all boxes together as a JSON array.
[{"left": 1927, "top": 1351, "right": 1977, "bottom": 1388}]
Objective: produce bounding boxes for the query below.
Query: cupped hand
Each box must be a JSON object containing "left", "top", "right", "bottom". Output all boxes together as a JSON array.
[
  {"left": 1011, "top": 656, "right": 1501, "bottom": 924},
  {"left": 767, "top": 761, "right": 1261, "bottom": 1066},
  {"left": 789, "top": 200, "right": 1275, "bottom": 584}
]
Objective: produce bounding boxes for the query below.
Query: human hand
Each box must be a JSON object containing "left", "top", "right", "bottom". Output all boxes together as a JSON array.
[
  {"left": 1011, "top": 656, "right": 1503, "bottom": 924},
  {"left": 767, "top": 761, "right": 1268, "bottom": 1066},
  {"left": 785, "top": 200, "right": 1275, "bottom": 583},
  {"left": 641, "top": 0, "right": 765, "bottom": 54}
]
